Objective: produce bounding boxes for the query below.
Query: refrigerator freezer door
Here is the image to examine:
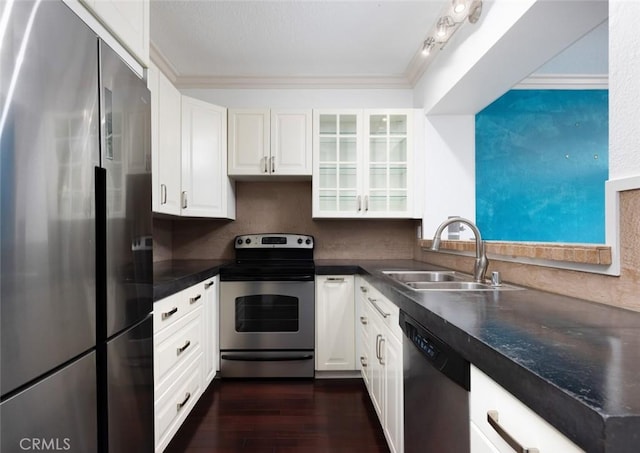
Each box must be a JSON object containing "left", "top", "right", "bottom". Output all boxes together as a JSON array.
[
  {"left": 0, "top": 352, "right": 97, "bottom": 453},
  {"left": 0, "top": 0, "right": 98, "bottom": 396},
  {"left": 99, "top": 42, "right": 153, "bottom": 339},
  {"left": 107, "top": 315, "right": 154, "bottom": 453}
]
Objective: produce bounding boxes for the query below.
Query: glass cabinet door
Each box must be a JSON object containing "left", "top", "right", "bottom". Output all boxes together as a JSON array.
[
  {"left": 365, "top": 111, "right": 410, "bottom": 214},
  {"left": 316, "top": 112, "right": 361, "bottom": 214}
]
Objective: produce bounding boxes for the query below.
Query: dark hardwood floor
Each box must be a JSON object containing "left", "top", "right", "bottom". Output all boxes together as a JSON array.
[{"left": 164, "top": 378, "right": 390, "bottom": 453}]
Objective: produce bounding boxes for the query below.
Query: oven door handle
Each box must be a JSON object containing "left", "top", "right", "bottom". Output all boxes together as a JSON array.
[{"left": 221, "top": 353, "right": 314, "bottom": 362}]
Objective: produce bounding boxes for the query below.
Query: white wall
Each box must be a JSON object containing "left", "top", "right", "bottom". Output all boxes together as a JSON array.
[
  {"left": 181, "top": 88, "right": 414, "bottom": 109},
  {"left": 422, "top": 115, "right": 476, "bottom": 239},
  {"left": 609, "top": 0, "right": 640, "bottom": 180}
]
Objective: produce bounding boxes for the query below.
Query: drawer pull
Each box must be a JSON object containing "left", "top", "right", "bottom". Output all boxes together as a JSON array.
[
  {"left": 204, "top": 281, "right": 214, "bottom": 289},
  {"left": 325, "top": 277, "right": 345, "bottom": 283},
  {"left": 176, "top": 340, "right": 191, "bottom": 355},
  {"left": 360, "top": 286, "right": 368, "bottom": 293},
  {"left": 360, "top": 356, "right": 367, "bottom": 367},
  {"left": 190, "top": 294, "right": 201, "bottom": 304},
  {"left": 360, "top": 316, "right": 368, "bottom": 325},
  {"left": 487, "top": 410, "right": 539, "bottom": 453},
  {"left": 368, "top": 297, "right": 390, "bottom": 318},
  {"left": 161, "top": 307, "right": 178, "bottom": 320},
  {"left": 177, "top": 392, "right": 191, "bottom": 411}
]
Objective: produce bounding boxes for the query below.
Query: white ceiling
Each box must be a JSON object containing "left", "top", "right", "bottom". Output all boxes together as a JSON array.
[
  {"left": 149, "top": 0, "right": 444, "bottom": 87},
  {"left": 149, "top": 0, "right": 608, "bottom": 90}
]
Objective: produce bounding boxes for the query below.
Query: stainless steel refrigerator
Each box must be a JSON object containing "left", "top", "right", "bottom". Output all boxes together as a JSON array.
[{"left": 1, "top": 1, "right": 153, "bottom": 452}]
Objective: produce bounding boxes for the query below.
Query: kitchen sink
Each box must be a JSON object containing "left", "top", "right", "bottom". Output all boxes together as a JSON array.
[
  {"left": 381, "top": 270, "right": 465, "bottom": 283},
  {"left": 382, "top": 270, "right": 523, "bottom": 291}
]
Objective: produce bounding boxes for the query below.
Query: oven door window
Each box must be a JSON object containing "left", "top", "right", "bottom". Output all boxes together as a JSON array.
[{"left": 235, "top": 295, "right": 299, "bottom": 332}]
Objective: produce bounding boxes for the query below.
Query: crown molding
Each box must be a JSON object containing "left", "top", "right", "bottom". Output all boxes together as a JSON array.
[
  {"left": 172, "top": 75, "right": 413, "bottom": 90},
  {"left": 515, "top": 73, "right": 609, "bottom": 89},
  {"left": 149, "top": 41, "right": 180, "bottom": 83}
]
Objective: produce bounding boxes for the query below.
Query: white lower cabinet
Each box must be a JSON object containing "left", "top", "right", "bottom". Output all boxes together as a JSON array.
[
  {"left": 356, "top": 278, "right": 371, "bottom": 387},
  {"left": 315, "top": 275, "right": 356, "bottom": 371},
  {"left": 359, "top": 277, "right": 404, "bottom": 453},
  {"left": 154, "top": 276, "right": 219, "bottom": 453},
  {"left": 202, "top": 276, "right": 219, "bottom": 386},
  {"left": 154, "top": 353, "right": 203, "bottom": 452},
  {"left": 470, "top": 365, "right": 584, "bottom": 453}
]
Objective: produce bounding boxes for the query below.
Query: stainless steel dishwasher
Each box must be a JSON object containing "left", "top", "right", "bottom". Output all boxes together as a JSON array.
[{"left": 400, "top": 311, "right": 471, "bottom": 453}]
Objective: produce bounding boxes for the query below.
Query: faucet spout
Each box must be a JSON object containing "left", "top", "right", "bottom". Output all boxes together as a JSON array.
[{"left": 431, "top": 217, "right": 489, "bottom": 283}]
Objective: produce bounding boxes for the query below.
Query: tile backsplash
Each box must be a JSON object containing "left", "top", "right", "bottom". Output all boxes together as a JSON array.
[
  {"left": 155, "top": 181, "right": 419, "bottom": 261},
  {"left": 153, "top": 181, "right": 639, "bottom": 312}
]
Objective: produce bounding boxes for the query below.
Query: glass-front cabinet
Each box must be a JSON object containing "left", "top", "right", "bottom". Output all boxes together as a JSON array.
[{"left": 313, "top": 109, "right": 418, "bottom": 218}]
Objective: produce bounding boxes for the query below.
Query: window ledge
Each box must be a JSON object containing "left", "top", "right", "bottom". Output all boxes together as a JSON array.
[{"left": 419, "top": 240, "right": 612, "bottom": 266}]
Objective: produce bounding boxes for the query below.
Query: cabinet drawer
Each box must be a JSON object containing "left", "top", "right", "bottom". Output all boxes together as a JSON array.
[
  {"left": 364, "top": 285, "right": 400, "bottom": 339},
  {"left": 154, "top": 307, "right": 202, "bottom": 390},
  {"left": 470, "top": 365, "right": 584, "bottom": 453},
  {"left": 154, "top": 353, "right": 203, "bottom": 453},
  {"left": 154, "top": 284, "right": 204, "bottom": 332}
]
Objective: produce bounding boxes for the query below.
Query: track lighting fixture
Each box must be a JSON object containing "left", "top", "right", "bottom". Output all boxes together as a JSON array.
[
  {"left": 421, "top": 0, "right": 483, "bottom": 58},
  {"left": 422, "top": 37, "right": 436, "bottom": 56}
]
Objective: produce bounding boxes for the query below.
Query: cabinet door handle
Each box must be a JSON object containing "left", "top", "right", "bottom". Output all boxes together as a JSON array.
[
  {"left": 364, "top": 194, "right": 369, "bottom": 212},
  {"left": 360, "top": 316, "right": 368, "bottom": 325},
  {"left": 204, "top": 281, "right": 214, "bottom": 289},
  {"left": 379, "top": 337, "right": 385, "bottom": 365},
  {"left": 161, "top": 307, "right": 178, "bottom": 320},
  {"left": 376, "top": 334, "right": 382, "bottom": 360},
  {"left": 160, "top": 184, "right": 167, "bottom": 204},
  {"left": 487, "top": 410, "right": 539, "bottom": 453},
  {"left": 177, "top": 392, "right": 191, "bottom": 411},
  {"left": 360, "top": 356, "right": 367, "bottom": 367},
  {"left": 190, "top": 294, "right": 201, "bottom": 304},
  {"left": 181, "top": 191, "right": 188, "bottom": 209},
  {"left": 176, "top": 340, "right": 191, "bottom": 355},
  {"left": 325, "top": 277, "right": 345, "bottom": 283},
  {"left": 357, "top": 195, "right": 362, "bottom": 212},
  {"left": 271, "top": 155, "right": 275, "bottom": 173},
  {"left": 368, "top": 297, "right": 390, "bottom": 318},
  {"left": 262, "top": 156, "right": 268, "bottom": 173}
]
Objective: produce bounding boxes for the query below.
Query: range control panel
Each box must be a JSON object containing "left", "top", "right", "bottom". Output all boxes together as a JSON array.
[{"left": 234, "top": 233, "right": 314, "bottom": 249}]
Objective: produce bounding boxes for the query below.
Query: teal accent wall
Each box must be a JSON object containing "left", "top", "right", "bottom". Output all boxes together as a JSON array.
[{"left": 475, "top": 90, "right": 608, "bottom": 243}]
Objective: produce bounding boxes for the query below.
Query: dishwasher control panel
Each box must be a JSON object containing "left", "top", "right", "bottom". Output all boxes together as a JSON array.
[{"left": 399, "top": 310, "right": 470, "bottom": 391}]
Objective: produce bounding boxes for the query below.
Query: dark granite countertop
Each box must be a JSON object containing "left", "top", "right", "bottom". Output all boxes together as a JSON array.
[
  {"left": 153, "top": 259, "right": 231, "bottom": 301},
  {"left": 155, "top": 258, "right": 640, "bottom": 452}
]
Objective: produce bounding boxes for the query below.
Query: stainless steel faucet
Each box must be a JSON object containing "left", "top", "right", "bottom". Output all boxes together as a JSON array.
[{"left": 431, "top": 217, "right": 489, "bottom": 283}]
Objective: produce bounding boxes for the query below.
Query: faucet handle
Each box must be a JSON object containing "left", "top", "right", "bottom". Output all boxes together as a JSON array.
[{"left": 490, "top": 271, "right": 502, "bottom": 286}]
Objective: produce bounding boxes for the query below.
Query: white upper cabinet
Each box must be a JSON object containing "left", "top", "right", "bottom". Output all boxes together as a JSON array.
[
  {"left": 181, "top": 97, "right": 235, "bottom": 218},
  {"left": 80, "top": 0, "right": 149, "bottom": 66},
  {"left": 313, "top": 109, "right": 421, "bottom": 219},
  {"left": 271, "top": 110, "right": 313, "bottom": 175},
  {"left": 149, "top": 63, "right": 235, "bottom": 219},
  {"left": 228, "top": 109, "right": 312, "bottom": 178},
  {"left": 150, "top": 64, "right": 182, "bottom": 216}
]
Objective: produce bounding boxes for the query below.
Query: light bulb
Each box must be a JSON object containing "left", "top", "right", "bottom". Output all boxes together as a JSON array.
[{"left": 452, "top": 0, "right": 466, "bottom": 14}]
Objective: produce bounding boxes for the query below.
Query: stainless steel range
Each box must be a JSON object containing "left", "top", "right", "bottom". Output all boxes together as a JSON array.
[{"left": 219, "top": 233, "right": 315, "bottom": 378}]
